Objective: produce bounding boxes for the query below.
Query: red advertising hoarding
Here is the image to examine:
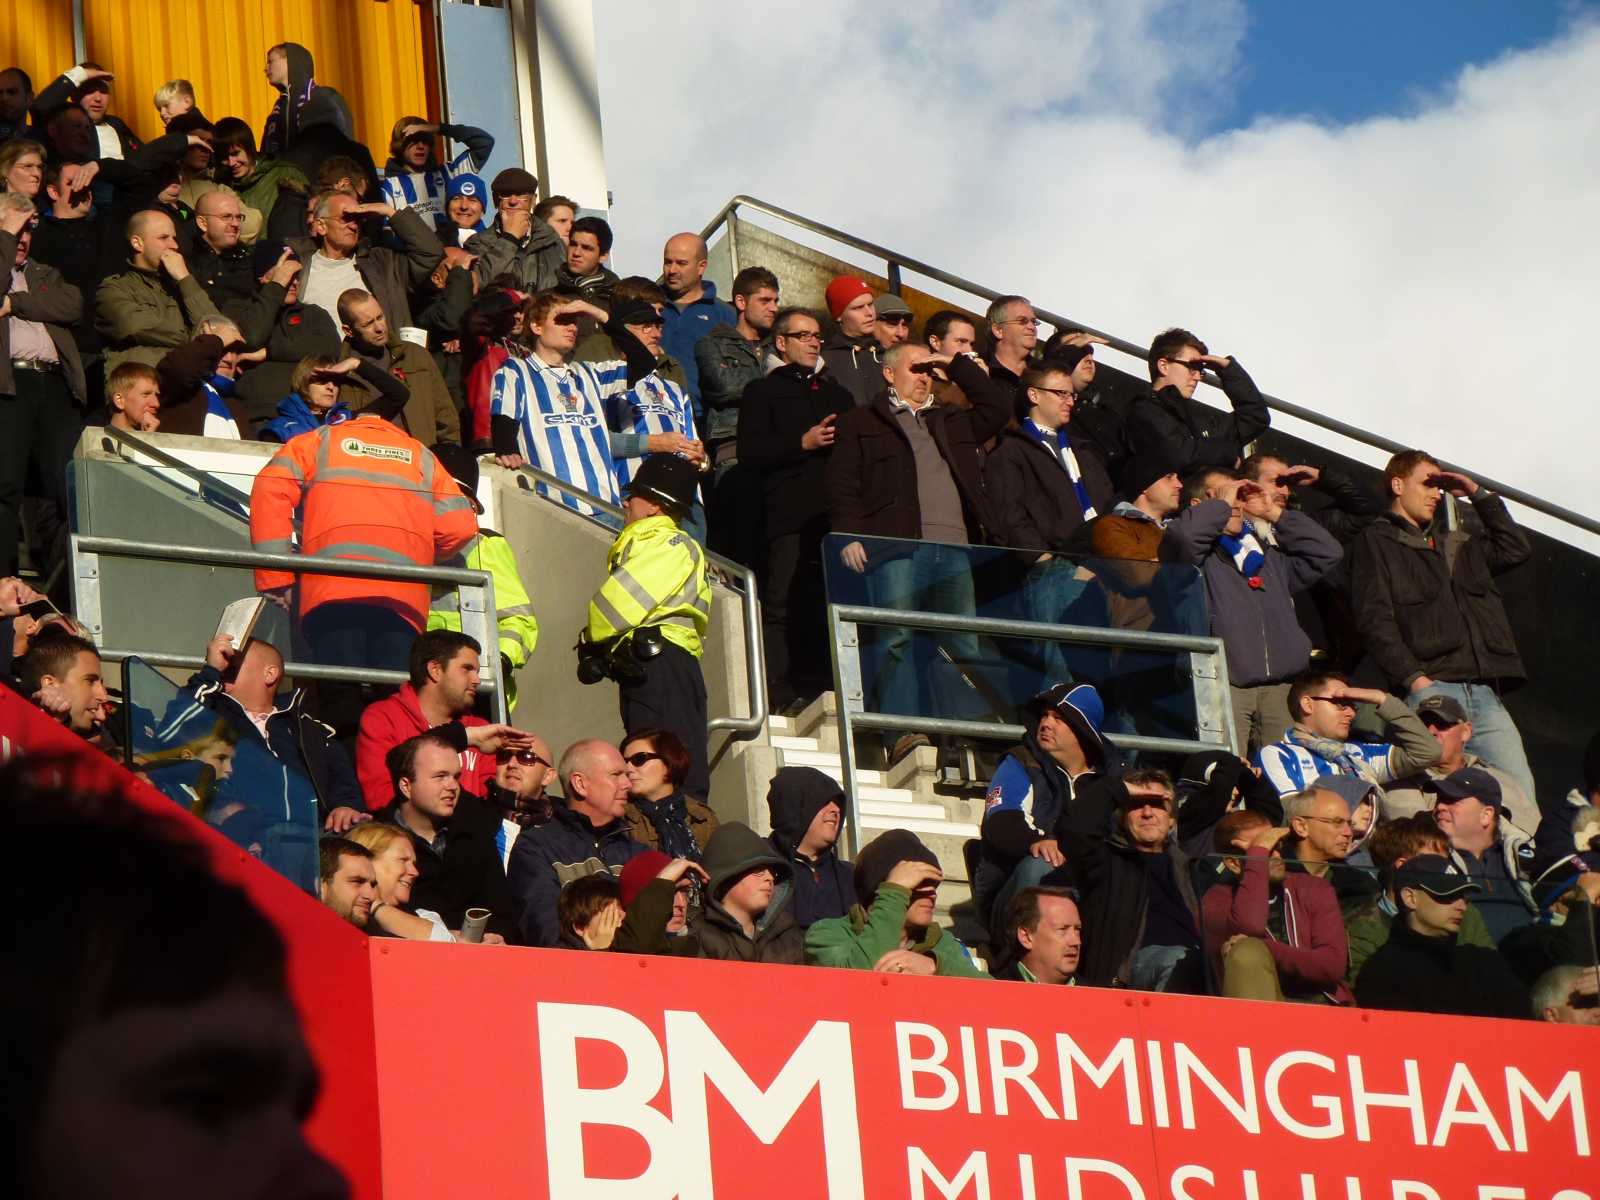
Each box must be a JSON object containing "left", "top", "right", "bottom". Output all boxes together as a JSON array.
[{"left": 369, "top": 942, "right": 1598, "bottom": 1200}]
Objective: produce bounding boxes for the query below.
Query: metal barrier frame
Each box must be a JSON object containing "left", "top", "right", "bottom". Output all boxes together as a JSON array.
[
  {"left": 507, "top": 462, "right": 768, "bottom": 737},
  {"left": 71, "top": 535, "right": 509, "bottom": 725},
  {"left": 827, "top": 602, "right": 1238, "bottom": 857},
  {"left": 701, "top": 194, "right": 1600, "bottom": 540}
]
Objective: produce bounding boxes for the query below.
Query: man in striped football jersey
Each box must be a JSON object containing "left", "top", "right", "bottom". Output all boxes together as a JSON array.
[{"left": 380, "top": 116, "right": 494, "bottom": 228}]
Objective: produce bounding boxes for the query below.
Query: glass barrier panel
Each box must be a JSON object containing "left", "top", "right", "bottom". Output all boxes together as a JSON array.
[
  {"left": 822, "top": 533, "right": 1211, "bottom": 742},
  {"left": 123, "top": 655, "right": 319, "bottom": 894}
]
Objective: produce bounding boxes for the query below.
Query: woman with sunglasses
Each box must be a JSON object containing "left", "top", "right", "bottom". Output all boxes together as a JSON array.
[{"left": 621, "top": 728, "right": 717, "bottom": 862}]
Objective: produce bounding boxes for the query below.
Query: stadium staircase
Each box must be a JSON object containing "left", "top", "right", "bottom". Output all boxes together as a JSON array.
[{"left": 63, "top": 196, "right": 1600, "bottom": 926}]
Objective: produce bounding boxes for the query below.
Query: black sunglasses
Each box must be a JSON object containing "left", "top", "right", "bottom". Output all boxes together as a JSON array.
[
  {"left": 501, "top": 748, "right": 551, "bottom": 768},
  {"left": 625, "top": 751, "right": 663, "bottom": 768}
]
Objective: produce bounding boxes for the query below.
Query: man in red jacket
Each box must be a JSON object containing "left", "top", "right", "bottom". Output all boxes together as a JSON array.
[
  {"left": 355, "top": 628, "right": 529, "bottom": 809},
  {"left": 1202, "top": 808, "right": 1352, "bottom": 1004}
]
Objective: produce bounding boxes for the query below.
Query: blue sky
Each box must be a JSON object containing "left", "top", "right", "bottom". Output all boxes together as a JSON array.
[{"left": 1228, "top": 1, "right": 1582, "bottom": 126}]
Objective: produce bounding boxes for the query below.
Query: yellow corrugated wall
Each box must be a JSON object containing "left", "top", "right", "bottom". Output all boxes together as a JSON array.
[{"left": 3, "top": 1, "right": 430, "bottom": 159}]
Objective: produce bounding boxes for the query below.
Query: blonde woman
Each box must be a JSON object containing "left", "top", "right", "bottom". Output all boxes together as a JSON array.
[{"left": 346, "top": 823, "right": 506, "bottom": 943}]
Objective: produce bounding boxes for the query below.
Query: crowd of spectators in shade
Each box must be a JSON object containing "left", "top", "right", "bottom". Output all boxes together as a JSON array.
[{"left": 2, "top": 46, "right": 1596, "bottom": 1030}]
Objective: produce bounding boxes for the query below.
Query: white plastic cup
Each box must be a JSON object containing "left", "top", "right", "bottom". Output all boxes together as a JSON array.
[
  {"left": 398, "top": 325, "right": 429, "bottom": 348},
  {"left": 461, "top": 908, "right": 490, "bottom": 944}
]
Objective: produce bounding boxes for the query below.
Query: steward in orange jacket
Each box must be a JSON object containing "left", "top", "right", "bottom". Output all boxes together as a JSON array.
[{"left": 250, "top": 415, "right": 478, "bottom": 638}]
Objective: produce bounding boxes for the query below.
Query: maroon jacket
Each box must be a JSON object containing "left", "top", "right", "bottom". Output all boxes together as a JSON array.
[{"left": 1202, "top": 845, "right": 1353, "bottom": 1004}]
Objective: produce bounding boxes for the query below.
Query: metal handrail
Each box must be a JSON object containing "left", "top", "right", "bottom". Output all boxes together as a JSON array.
[
  {"left": 97, "top": 427, "right": 256, "bottom": 514},
  {"left": 100, "top": 648, "right": 408, "bottom": 687},
  {"left": 502, "top": 463, "right": 769, "bottom": 737},
  {"left": 831, "top": 604, "right": 1220, "bottom": 654},
  {"left": 700, "top": 194, "right": 1600, "bottom": 540}
]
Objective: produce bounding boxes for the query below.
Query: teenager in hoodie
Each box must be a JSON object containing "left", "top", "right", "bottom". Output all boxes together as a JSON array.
[
  {"left": 766, "top": 767, "right": 855, "bottom": 928},
  {"left": 259, "top": 354, "right": 359, "bottom": 443},
  {"left": 259, "top": 43, "right": 377, "bottom": 190}
]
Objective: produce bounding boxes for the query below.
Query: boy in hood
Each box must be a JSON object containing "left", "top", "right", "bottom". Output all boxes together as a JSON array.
[{"left": 766, "top": 767, "right": 855, "bottom": 928}]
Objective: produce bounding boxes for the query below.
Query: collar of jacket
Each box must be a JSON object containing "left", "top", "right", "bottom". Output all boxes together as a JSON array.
[
  {"left": 1387, "top": 911, "right": 1457, "bottom": 957},
  {"left": 844, "top": 899, "right": 947, "bottom": 954},
  {"left": 552, "top": 800, "right": 631, "bottom": 842},
  {"left": 1373, "top": 509, "right": 1441, "bottom": 548}
]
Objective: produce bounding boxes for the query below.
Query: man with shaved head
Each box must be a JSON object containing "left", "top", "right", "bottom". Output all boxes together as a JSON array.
[
  {"left": 506, "top": 737, "right": 649, "bottom": 945},
  {"left": 95, "top": 208, "right": 221, "bottom": 372},
  {"left": 660, "top": 231, "right": 735, "bottom": 426},
  {"left": 191, "top": 187, "right": 298, "bottom": 347}
]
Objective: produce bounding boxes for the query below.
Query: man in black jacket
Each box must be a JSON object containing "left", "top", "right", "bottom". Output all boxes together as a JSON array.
[
  {"left": 374, "top": 730, "right": 520, "bottom": 942},
  {"left": 190, "top": 189, "right": 298, "bottom": 349},
  {"left": 1057, "top": 768, "right": 1206, "bottom": 991},
  {"left": 1354, "top": 853, "right": 1529, "bottom": 1017},
  {"left": 1126, "top": 327, "right": 1269, "bottom": 476},
  {"left": 162, "top": 633, "right": 366, "bottom": 832},
  {"left": 737, "top": 307, "right": 852, "bottom": 707},
  {"left": 1349, "top": 450, "right": 1535, "bottom": 809},
  {"left": 984, "top": 361, "right": 1116, "bottom": 682},
  {"left": 826, "top": 342, "right": 1012, "bottom": 760},
  {"left": 766, "top": 765, "right": 855, "bottom": 928}
]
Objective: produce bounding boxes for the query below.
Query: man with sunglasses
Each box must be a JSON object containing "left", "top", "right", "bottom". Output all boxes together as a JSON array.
[
  {"left": 1257, "top": 668, "right": 1440, "bottom": 802},
  {"left": 1126, "top": 326, "right": 1269, "bottom": 477},
  {"left": 489, "top": 737, "right": 558, "bottom": 868}
]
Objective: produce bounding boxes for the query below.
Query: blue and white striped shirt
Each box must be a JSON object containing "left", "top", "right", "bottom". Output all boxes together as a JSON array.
[
  {"left": 1256, "top": 734, "right": 1400, "bottom": 798},
  {"left": 381, "top": 147, "right": 478, "bottom": 225},
  {"left": 490, "top": 352, "right": 628, "bottom": 515},
  {"left": 606, "top": 371, "right": 698, "bottom": 491}
]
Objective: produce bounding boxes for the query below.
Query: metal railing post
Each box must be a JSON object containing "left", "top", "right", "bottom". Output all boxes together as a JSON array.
[
  {"left": 1189, "top": 648, "right": 1237, "bottom": 755},
  {"left": 457, "top": 575, "right": 508, "bottom": 725},
  {"left": 828, "top": 606, "right": 866, "bottom": 858}
]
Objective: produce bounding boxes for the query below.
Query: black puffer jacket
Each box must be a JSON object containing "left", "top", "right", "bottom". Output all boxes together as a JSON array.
[
  {"left": 1057, "top": 776, "right": 1203, "bottom": 987},
  {"left": 983, "top": 425, "right": 1115, "bottom": 557},
  {"left": 738, "top": 364, "right": 854, "bottom": 538},
  {"left": 1124, "top": 359, "right": 1270, "bottom": 475},
  {"left": 233, "top": 301, "right": 343, "bottom": 428},
  {"left": 826, "top": 354, "right": 1011, "bottom": 545},
  {"left": 373, "top": 789, "right": 520, "bottom": 943},
  {"left": 1354, "top": 915, "right": 1530, "bottom": 1018},
  {"left": 767, "top": 767, "right": 855, "bottom": 928},
  {"left": 1348, "top": 495, "right": 1530, "bottom": 691},
  {"left": 506, "top": 804, "right": 649, "bottom": 946}
]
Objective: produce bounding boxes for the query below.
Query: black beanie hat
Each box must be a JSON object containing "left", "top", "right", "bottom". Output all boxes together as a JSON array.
[
  {"left": 852, "top": 828, "right": 940, "bottom": 909},
  {"left": 1120, "top": 451, "right": 1176, "bottom": 500}
]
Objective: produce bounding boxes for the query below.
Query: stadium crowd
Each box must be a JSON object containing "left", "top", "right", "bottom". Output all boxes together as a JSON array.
[{"left": 1, "top": 45, "right": 1596, "bottom": 1032}]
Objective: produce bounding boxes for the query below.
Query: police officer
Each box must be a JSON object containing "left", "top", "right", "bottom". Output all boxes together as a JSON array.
[{"left": 584, "top": 454, "right": 712, "bottom": 799}]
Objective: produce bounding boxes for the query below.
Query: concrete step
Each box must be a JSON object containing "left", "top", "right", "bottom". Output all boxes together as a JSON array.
[
  {"left": 770, "top": 734, "right": 820, "bottom": 752},
  {"left": 767, "top": 715, "right": 792, "bottom": 733},
  {"left": 856, "top": 815, "right": 980, "bottom": 884},
  {"left": 858, "top": 798, "right": 947, "bottom": 821},
  {"left": 777, "top": 747, "right": 883, "bottom": 786}
]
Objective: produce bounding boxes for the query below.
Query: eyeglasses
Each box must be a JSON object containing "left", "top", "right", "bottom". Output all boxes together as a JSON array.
[
  {"left": 1030, "top": 385, "right": 1073, "bottom": 399},
  {"left": 1168, "top": 358, "right": 1206, "bottom": 374},
  {"left": 1309, "top": 696, "right": 1357, "bottom": 710},
  {"left": 780, "top": 329, "right": 822, "bottom": 342},
  {"left": 1303, "top": 815, "right": 1354, "bottom": 830},
  {"left": 500, "top": 749, "right": 551, "bottom": 769},
  {"left": 624, "top": 751, "right": 663, "bottom": 768},
  {"left": 1000, "top": 316, "right": 1039, "bottom": 327}
]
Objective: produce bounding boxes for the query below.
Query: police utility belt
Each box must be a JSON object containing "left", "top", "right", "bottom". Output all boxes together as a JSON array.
[{"left": 575, "top": 626, "right": 666, "bottom": 687}]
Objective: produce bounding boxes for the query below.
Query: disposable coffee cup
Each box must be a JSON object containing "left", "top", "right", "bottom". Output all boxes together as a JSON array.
[
  {"left": 461, "top": 908, "right": 490, "bottom": 944},
  {"left": 398, "top": 325, "right": 429, "bottom": 348}
]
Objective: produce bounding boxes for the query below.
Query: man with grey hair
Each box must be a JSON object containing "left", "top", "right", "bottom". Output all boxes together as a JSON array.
[
  {"left": 1533, "top": 964, "right": 1600, "bottom": 1025},
  {"left": 984, "top": 294, "right": 1038, "bottom": 391},
  {"left": 1282, "top": 780, "right": 1380, "bottom": 918},
  {"left": 287, "top": 187, "right": 442, "bottom": 332},
  {"left": 152, "top": 313, "right": 253, "bottom": 437},
  {"left": 660, "top": 230, "right": 735, "bottom": 426},
  {"left": 95, "top": 208, "right": 221, "bottom": 373},
  {"left": 2, "top": 191, "right": 86, "bottom": 580},
  {"left": 506, "top": 738, "right": 649, "bottom": 945}
]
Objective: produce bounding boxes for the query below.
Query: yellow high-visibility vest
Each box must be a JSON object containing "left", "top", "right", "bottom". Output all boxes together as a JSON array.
[{"left": 586, "top": 514, "right": 710, "bottom": 658}]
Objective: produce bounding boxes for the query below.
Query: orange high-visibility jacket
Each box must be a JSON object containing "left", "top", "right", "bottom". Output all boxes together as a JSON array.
[{"left": 250, "top": 415, "right": 479, "bottom": 629}]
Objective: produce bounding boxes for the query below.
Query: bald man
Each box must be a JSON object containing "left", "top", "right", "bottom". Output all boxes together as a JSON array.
[
  {"left": 191, "top": 189, "right": 298, "bottom": 348},
  {"left": 96, "top": 208, "right": 221, "bottom": 372},
  {"left": 659, "top": 231, "right": 736, "bottom": 422},
  {"left": 506, "top": 737, "right": 649, "bottom": 945}
]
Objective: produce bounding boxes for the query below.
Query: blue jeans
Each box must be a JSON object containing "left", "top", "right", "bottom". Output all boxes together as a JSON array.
[
  {"left": 1127, "top": 944, "right": 1202, "bottom": 993},
  {"left": 1022, "top": 559, "right": 1109, "bottom": 687},
  {"left": 866, "top": 543, "right": 981, "bottom": 727},
  {"left": 1408, "top": 681, "right": 1538, "bottom": 813}
]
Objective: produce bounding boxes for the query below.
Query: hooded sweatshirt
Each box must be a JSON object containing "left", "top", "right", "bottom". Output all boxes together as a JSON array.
[
  {"left": 260, "top": 43, "right": 377, "bottom": 190},
  {"left": 820, "top": 328, "right": 883, "bottom": 409},
  {"left": 666, "top": 822, "right": 806, "bottom": 963},
  {"left": 767, "top": 767, "right": 855, "bottom": 928}
]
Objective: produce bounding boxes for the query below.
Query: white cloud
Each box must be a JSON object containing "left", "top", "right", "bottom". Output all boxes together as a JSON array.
[{"left": 592, "top": 2, "right": 1600, "bottom": 549}]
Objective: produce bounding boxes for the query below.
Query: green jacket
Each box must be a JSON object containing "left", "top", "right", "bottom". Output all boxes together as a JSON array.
[
  {"left": 805, "top": 883, "right": 987, "bottom": 978},
  {"left": 428, "top": 531, "right": 538, "bottom": 710},
  {"left": 1345, "top": 896, "right": 1494, "bottom": 988},
  {"left": 235, "top": 155, "right": 309, "bottom": 234},
  {"left": 95, "top": 267, "right": 222, "bottom": 373}
]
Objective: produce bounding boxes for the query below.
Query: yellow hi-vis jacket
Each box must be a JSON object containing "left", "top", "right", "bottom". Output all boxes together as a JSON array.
[
  {"left": 428, "top": 531, "right": 539, "bottom": 710},
  {"left": 587, "top": 514, "right": 711, "bottom": 658}
]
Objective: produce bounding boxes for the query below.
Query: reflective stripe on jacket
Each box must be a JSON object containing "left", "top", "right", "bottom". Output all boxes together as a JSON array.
[
  {"left": 429, "top": 531, "right": 539, "bottom": 709},
  {"left": 586, "top": 514, "right": 710, "bottom": 658},
  {"left": 249, "top": 414, "right": 478, "bottom": 628}
]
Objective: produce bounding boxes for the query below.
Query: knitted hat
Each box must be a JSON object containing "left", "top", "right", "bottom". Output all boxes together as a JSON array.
[
  {"left": 619, "top": 850, "right": 672, "bottom": 908},
  {"left": 447, "top": 173, "right": 487, "bottom": 204},
  {"left": 1120, "top": 451, "right": 1176, "bottom": 500},
  {"left": 874, "top": 292, "right": 913, "bottom": 318},
  {"left": 825, "top": 275, "right": 874, "bottom": 320},
  {"left": 852, "top": 828, "right": 939, "bottom": 909}
]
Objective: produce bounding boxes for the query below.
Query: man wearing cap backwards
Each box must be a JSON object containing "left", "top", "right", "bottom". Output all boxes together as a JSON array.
[
  {"left": 819, "top": 274, "right": 882, "bottom": 409},
  {"left": 806, "top": 828, "right": 987, "bottom": 977},
  {"left": 1256, "top": 667, "right": 1440, "bottom": 803},
  {"left": 976, "top": 682, "right": 1114, "bottom": 935},
  {"left": 466, "top": 167, "right": 564, "bottom": 292},
  {"left": 1380, "top": 693, "right": 1538, "bottom": 828},
  {"left": 871, "top": 292, "right": 914, "bottom": 352},
  {"left": 380, "top": 114, "right": 494, "bottom": 227},
  {"left": 1431, "top": 765, "right": 1538, "bottom": 942},
  {"left": 1354, "top": 853, "right": 1530, "bottom": 1017},
  {"left": 584, "top": 454, "right": 714, "bottom": 800}
]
